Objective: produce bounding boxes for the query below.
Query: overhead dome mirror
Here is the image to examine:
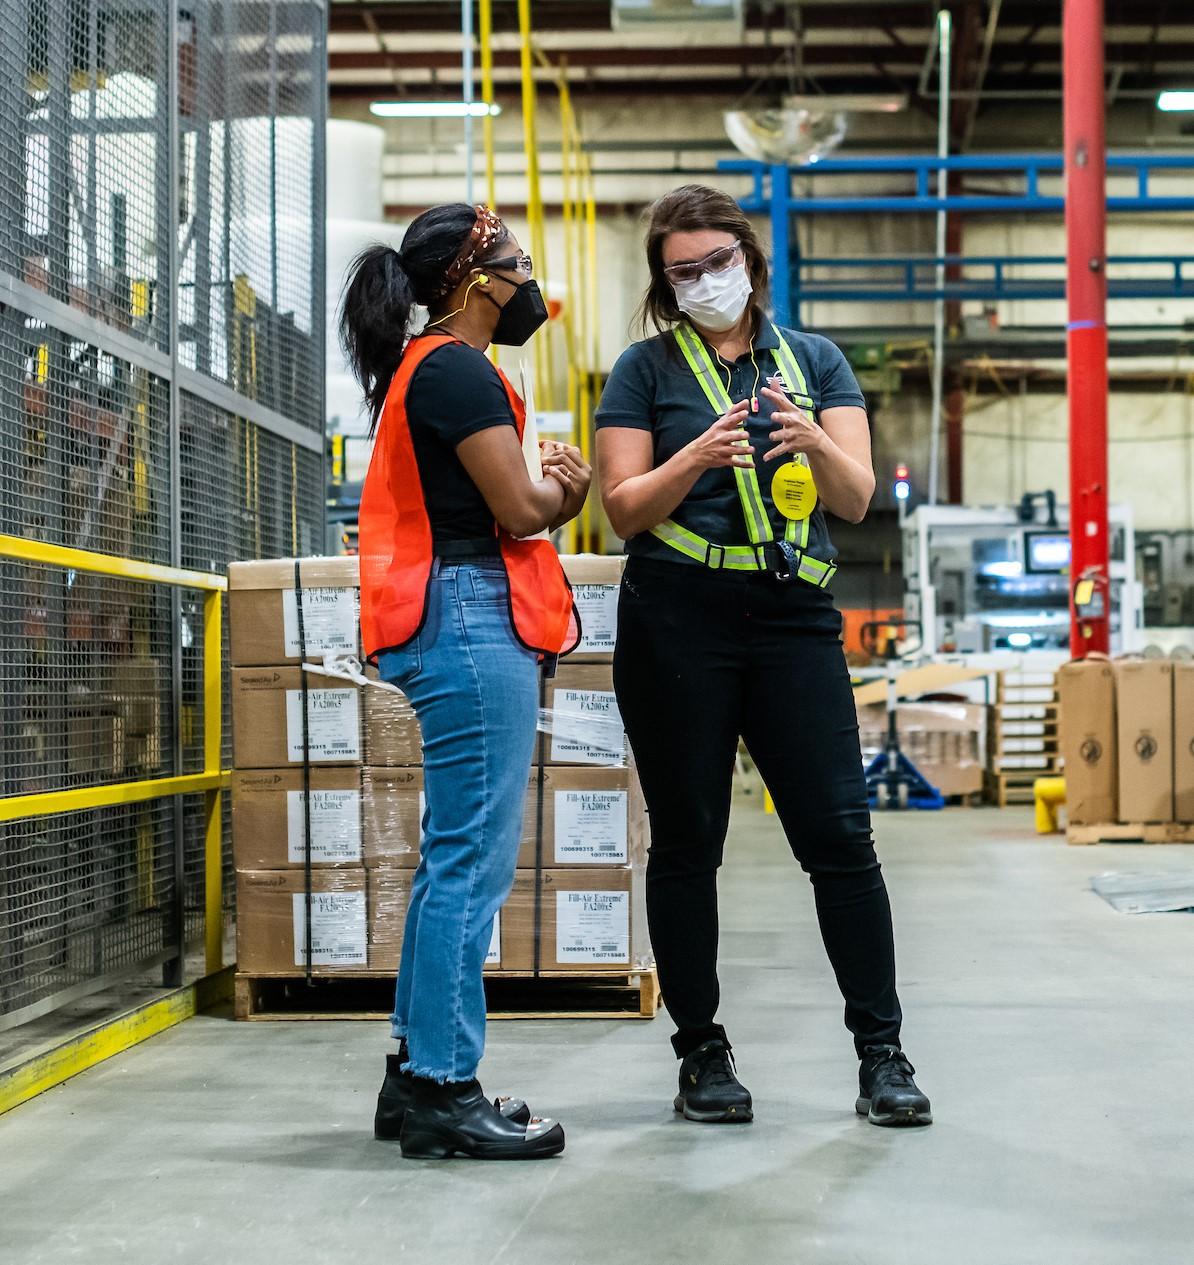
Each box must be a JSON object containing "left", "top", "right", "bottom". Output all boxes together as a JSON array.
[{"left": 723, "top": 102, "right": 847, "bottom": 166}]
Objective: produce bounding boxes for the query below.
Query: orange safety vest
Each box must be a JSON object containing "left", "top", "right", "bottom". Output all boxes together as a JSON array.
[{"left": 358, "top": 333, "right": 579, "bottom": 661}]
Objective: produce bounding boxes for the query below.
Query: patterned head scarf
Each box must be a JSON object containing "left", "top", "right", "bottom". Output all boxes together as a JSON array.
[{"left": 436, "top": 205, "right": 507, "bottom": 299}]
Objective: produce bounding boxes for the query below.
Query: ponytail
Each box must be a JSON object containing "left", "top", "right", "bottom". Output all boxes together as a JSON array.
[
  {"left": 338, "top": 203, "right": 510, "bottom": 435},
  {"left": 338, "top": 245, "right": 414, "bottom": 434}
]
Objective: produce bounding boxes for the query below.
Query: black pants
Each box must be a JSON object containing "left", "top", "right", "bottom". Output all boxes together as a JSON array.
[{"left": 613, "top": 556, "right": 903, "bottom": 1060}]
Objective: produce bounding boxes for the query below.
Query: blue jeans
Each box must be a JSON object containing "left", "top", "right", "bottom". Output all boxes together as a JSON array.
[{"left": 376, "top": 560, "right": 539, "bottom": 1083}]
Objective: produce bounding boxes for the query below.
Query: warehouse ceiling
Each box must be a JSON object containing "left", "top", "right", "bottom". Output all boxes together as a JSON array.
[{"left": 328, "top": 0, "right": 1193, "bottom": 132}]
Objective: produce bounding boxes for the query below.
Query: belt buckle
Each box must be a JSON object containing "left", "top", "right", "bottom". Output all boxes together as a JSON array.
[{"left": 773, "top": 540, "right": 799, "bottom": 583}]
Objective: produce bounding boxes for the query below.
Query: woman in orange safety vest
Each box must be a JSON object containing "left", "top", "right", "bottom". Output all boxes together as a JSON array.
[{"left": 341, "top": 203, "right": 587, "bottom": 1161}]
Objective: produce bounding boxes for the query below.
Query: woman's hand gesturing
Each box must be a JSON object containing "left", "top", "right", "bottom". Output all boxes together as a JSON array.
[
  {"left": 684, "top": 399, "right": 754, "bottom": 471},
  {"left": 760, "top": 387, "right": 825, "bottom": 462}
]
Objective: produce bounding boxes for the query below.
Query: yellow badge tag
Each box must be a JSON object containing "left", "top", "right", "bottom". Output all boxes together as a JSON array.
[
  {"left": 1074, "top": 578, "right": 1095, "bottom": 608},
  {"left": 771, "top": 459, "right": 818, "bottom": 521}
]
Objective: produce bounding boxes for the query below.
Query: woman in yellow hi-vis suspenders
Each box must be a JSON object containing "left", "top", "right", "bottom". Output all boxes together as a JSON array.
[{"left": 596, "top": 185, "right": 931, "bottom": 1128}]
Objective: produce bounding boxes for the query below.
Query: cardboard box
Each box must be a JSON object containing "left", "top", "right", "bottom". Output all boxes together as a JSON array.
[
  {"left": 1173, "top": 661, "right": 1194, "bottom": 823},
  {"left": 361, "top": 768, "right": 423, "bottom": 868},
  {"left": 502, "top": 867, "right": 650, "bottom": 972},
  {"left": 857, "top": 702, "right": 985, "bottom": 798},
  {"left": 363, "top": 677, "right": 423, "bottom": 766},
  {"left": 1058, "top": 659, "right": 1118, "bottom": 825},
  {"left": 101, "top": 657, "right": 163, "bottom": 736},
  {"left": 229, "top": 556, "right": 360, "bottom": 667},
  {"left": 366, "top": 867, "right": 501, "bottom": 971},
  {"left": 1114, "top": 659, "right": 1173, "bottom": 824},
  {"left": 366, "top": 866, "right": 411, "bottom": 971},
  {"left": 560, "top": 554, "right": 624, "bottom": 662},
  {"left": 362, "top": 766, "right": 647, "bottom": 869},
  {"left": 232, "top": 666, "right": 363, "bottom": 768},
  {"left": 236, "top": 868, "right": 370, "bottom": 973},
  {"left": 541, "top": 665, "right": 625, "bottom": 766},
  {"left": 231, "top": 768, "right": 364, "bottom": 869}
]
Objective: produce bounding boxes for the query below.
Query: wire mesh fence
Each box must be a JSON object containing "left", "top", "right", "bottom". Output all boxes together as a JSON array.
[{"left": 0, "top": 0, "right": 326, "bottom": 1030}]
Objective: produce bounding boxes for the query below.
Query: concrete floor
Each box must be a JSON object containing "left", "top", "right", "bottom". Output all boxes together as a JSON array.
[{"left": 4, "top": 801, "right": 1194, "bottom": 1265}]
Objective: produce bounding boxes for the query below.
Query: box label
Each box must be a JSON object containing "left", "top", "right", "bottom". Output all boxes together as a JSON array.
[
  {"left": 486, "top": 912, "right": 501, "bottom": 966},
  {"left": 554, "top": 790, "right": 628, "bottom": 863},
  {"left": 286, "top": 789, "right": 362, "bottom": 863},
  {"left": 572, "top": 584, "right": 618, "bottom": 655},
  {"left": 282, "top": 587, "right": 359, "bottom": 657},
  {"left": 291, "top": 891, "right": 367, "bottom": 966},
  {"left": 549, "top": 690, "right": 625, "bottom": 765},
  {"left": 285, "top": 689, "right": 361, "bottom": 762},
  {"left": 556, "top": 889, "right": 629, "bottom": 963}
]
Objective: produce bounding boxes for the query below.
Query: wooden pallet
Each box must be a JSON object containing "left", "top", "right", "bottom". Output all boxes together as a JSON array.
[
  {"left": 1066, "top": 822, "right": 1194, "bottom": 846},
  {"left": 984, "top": 769, "right": 1054, "bottom": 807},
  {"left": 234, "top": 968, "right": 661, "bottom": 1022}
]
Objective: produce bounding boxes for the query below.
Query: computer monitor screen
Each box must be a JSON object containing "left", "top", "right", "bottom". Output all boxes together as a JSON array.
[
  {"left": 973, "top": 536, "right": 1022, "bottom": 579},
  {"left": 1025, "top": 531, "right": 1071, "bottom": 574}
]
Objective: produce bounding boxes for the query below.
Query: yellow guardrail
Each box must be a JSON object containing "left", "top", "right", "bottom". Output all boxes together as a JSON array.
[{"left": 0, "top": 533, "right": 229, "bottom": 976}]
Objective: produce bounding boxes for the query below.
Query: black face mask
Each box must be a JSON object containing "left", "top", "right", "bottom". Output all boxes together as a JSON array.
[{"left": 487, "top": 278, "right": 548, "bottom": 347}]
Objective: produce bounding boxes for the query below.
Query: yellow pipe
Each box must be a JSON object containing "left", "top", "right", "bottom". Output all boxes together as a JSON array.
[
  {"left": 517, "top": 0, "right": 553, "bottom": 408},
  {"left": 0, "top": 534, "right": 225, "bottom": 591},
  {"left": 0, "top": 772, "right": 230, "bottom": 822},
  {"left": 583, "top": 157, "right": 600, "bottom": 549},
  {"left": 479, "top": 0, "right": 497, "bottom": 209},
  {"left": 558, "top": 74, "right": 582, "bottom": 552},
  {"left": 205, "top": 790, "right": 224, "bottom": 973}
]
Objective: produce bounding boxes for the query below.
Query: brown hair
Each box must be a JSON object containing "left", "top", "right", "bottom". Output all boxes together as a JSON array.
[{"left": 635, "top": 184, "right": 770, "bottom": 337}]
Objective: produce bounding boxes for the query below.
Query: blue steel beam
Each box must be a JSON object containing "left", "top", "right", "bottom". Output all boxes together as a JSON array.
[
  {"left": 791, "top": 254, "right": 1194, "bottom": 303},
  {"left": 721, "top": 154, "right": 1194, "bottom": 324},
  {"left": 722, "top": 154, "right": 1194, "bottom": 215}
]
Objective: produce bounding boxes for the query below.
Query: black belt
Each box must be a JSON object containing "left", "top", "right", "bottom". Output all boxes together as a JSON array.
[{"left": 435, "top": 538, "right": 502, "bottom": 563}]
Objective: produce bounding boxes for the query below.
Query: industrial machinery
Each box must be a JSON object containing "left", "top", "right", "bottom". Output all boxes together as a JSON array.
[{"left": 902, "top": 499, "right": 1141, "bottom": 657}]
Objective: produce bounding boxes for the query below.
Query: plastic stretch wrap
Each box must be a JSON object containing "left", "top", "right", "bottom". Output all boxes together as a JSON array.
[{"left": 361, "top": 767, "right": 648, "bottom": 870}]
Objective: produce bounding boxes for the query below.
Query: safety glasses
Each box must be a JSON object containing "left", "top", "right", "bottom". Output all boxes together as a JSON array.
[
  {"left": 663, "top": 240, "right": 743, "bottom": 285},
  {"left": 482, "top": 252, "right": 533, "bottom": 278}
]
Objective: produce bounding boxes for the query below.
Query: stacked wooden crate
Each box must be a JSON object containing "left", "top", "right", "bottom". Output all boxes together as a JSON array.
[{"left": 985, "top": 668, "right": 1060, "bottom": 806}]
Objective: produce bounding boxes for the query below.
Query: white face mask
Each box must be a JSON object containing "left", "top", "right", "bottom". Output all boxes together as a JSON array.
[{"left": 672, "top": 262, "right": 752, "bottom": 333}]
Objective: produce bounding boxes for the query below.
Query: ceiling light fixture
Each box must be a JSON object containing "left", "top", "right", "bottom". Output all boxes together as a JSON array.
[
  {"left": 369, "top": 101, "right": 502, "bottom": 119},
  {"left": 1157, "top": 91, "right": 1194, "bottom": 112}
]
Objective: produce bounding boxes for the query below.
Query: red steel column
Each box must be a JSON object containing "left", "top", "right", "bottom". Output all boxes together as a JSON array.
[{"left": 1064, "top": 0, "right": 1110, "bottom": 655}]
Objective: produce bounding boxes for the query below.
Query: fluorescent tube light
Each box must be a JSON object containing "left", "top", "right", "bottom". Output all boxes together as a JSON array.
[
  {"left": 1157, "top": 91, "right": 1194, "bottom": 112},
  {"left": 370, "top": 101, "right": 501, "bottom": 119}
]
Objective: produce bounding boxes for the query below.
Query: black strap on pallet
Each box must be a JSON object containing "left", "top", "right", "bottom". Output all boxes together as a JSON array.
[
  {"left": 531, "top": 654, "right": 558, "bottom": 979},
  {"left": 294, "top": 560, "right": 314, "bottom": 986}
]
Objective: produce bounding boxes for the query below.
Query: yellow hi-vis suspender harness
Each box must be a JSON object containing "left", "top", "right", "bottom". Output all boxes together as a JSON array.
[{"left": 650, "top": 322, "right": 838, "bottom": 588}]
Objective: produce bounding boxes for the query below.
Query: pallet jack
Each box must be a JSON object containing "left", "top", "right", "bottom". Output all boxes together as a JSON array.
[{"left": 860, "top": 620, "right": 945, "bottom": 811}]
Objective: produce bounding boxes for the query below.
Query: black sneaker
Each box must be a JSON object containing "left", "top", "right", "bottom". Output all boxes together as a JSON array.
[
  {"left": 674, "top": 1039, "right": 753, "bottom": 1124},
  {"left": 856, "top": 1045, "right": 932, "bottom": 1127},
  {"left": 374, "top": 1050, "right": 530, "bottom": 1140}
]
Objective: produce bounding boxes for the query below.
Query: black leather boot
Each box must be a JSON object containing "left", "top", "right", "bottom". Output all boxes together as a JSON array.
[
  {"left": 674, "top": 1039, "right": 753, "bottom": 1123},
  {"left": 856, "top": 1045, "right": 932, "bottom": 1127},
  {"left": 400, "top": 1077, "right": 566, "bottom": 1160},
  {"left": 374, "top": 1048, "right": 530, "bottom": 1140}
]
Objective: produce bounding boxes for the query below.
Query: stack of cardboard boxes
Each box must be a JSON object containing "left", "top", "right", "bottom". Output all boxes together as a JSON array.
[
  {"left": 229, "top": 554, "right": 651, "bottom": 982},
  {"left": 1059, "top": 655, "right": 1194, "bottom": 839}
]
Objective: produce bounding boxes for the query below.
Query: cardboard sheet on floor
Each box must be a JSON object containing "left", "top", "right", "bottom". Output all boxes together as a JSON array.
[{"left": 1090, "top": 871, "right": 1194, "bottom": 914}]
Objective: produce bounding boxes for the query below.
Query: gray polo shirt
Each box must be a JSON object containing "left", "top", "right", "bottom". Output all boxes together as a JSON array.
[{"left": 595, "top": 323, "right": 867, "bottom": 567}]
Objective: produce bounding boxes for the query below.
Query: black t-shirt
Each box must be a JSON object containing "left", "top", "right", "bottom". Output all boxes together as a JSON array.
[
  {"left": 405, "top": 341, "right": 517, "bottom": 544},
  {"left": 594, "top": 324, "right": 866, "bottom": 566}
]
